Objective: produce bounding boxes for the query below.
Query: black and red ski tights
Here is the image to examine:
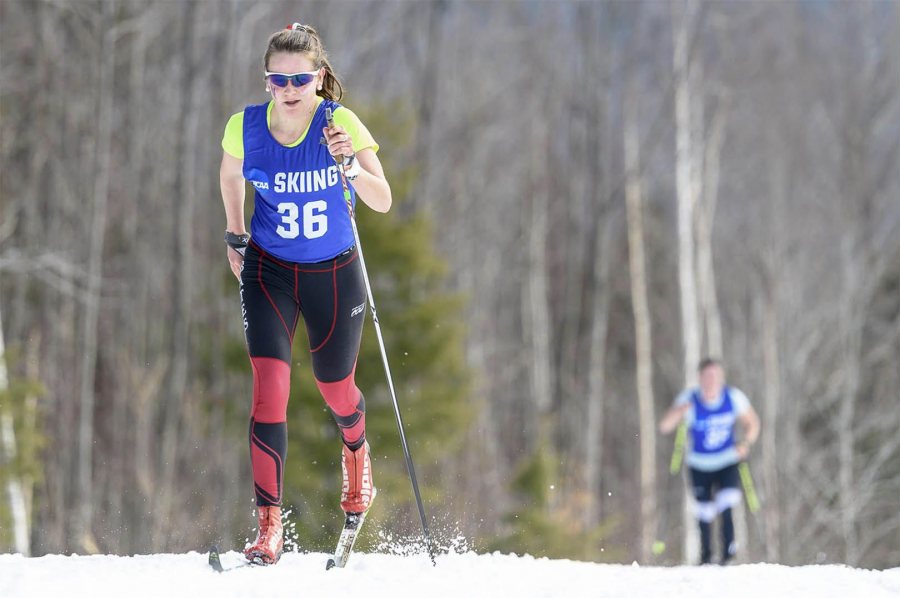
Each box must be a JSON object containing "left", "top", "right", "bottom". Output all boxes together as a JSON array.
[{"left": 240, "top": 241, "right": 368, "bottom": 507}]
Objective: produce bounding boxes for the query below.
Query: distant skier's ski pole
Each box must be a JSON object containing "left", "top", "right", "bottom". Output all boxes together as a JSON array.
[
  {"left": 738, "top": 461, "right": 760, "bottom": 514},
  {"left": 324, "top": 108, "right": 436, "bottom": 566},
  {"left": 669, "top": 422, "right": 687, "bottom": 475}
]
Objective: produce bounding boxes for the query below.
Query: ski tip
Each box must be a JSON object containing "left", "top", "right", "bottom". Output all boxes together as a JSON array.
[
  {"left": 208, "top": 546, "right": 224, "bottom": 573},
  {"left": 325, "top": 558, "right": 336, "bottom": 570}
]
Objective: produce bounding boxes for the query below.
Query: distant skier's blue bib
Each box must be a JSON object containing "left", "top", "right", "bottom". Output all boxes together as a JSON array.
[
  {"left": 242, "top": 100, "right": 355, "bottom": 263},
  {"left": 690, "top": 388, "right": 737, "bottom": 456}
]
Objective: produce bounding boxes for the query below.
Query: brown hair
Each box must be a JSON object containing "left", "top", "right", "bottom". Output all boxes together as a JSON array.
[
  {"left": 264, "top": 23, "right": 344, "bottom": 101},
  {"left": 698, "top": 357, "right": 722, "bottom": 372}
]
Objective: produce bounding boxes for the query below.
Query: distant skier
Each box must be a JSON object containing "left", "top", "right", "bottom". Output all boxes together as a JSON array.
[
  {"left": 659, "top": 358, "right": 760, "bottom": 565},
  {"left": 218, "top": 21, "right": 392, "bottom": 564}
]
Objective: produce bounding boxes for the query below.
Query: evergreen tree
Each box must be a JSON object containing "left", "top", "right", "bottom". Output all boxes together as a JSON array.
[
  {"left": 0, "top": 348, "right": 45, "bottom": 552},
  {"left": 485, "top": 441, "right": 617, "bottom": 561}
]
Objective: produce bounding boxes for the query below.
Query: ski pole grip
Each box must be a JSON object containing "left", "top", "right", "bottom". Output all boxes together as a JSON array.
[{"left": 324, "top": 107, "right": 344, "bottom": 165}]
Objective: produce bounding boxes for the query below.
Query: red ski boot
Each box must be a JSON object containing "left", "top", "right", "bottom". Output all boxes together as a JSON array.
[
  {"left": 340, "top": 441, "right": 376, "bottom": 513},
  {"left": 244, "top": 505, "right": 284, "bottom": 565}
]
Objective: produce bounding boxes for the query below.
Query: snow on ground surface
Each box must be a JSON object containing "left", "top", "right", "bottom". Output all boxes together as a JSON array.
[{"left": 1, "top": 551, "right": 898, "bottom": 598}]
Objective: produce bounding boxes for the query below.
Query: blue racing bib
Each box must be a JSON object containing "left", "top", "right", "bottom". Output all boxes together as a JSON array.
[
  {"left": 690, "top": 387, "right": 737, "bottom": 456},
  {"left": 242, "top": 100, "right": 355, "bottom": 263}
]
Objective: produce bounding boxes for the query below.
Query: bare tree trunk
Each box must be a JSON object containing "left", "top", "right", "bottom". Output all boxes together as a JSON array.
[
  {"left": 673, "top": 0, "right": 701, "bottom": 564},
  {"left": 110, "top": 1, "right": 152, "bottom": 554},
  {"left": 625, "top": 102, "right": 657, "bottom": 563},
  {"left": 522, "top": 119, "right": 553, "bottom": 451},
  {"left": 761, "top": 267, "right": 781, "bottom": 562},
  {"left": 411, "top": 0, "right": 446, "bottom": 207},
  {"left": 76, "top": 1, "right": 115, "bottom": 553},
  {"left": 582, "top": 8, "right": 614, "bottom": 527},
  {"left": 157, "top": 1, "right": 198, "bottom": 550},
  {"left": 837, "top": 236, "right": 862, "bottom": 566},
  {"left": 759, "top": 122, "right": 787, "bottom": 562},
  {"left": 673, "top": 0, "right": 701, "bottom": 388},
  {"left": 583, "top": 220, "right": 613, "bottom": 531},
  {"left": 697, "top": 101, "right": 727, "bottom": 358}
]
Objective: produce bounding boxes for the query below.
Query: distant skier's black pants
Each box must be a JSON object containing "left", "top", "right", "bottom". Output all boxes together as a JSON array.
[
  {"left": 689, "top": 464, "right": 740, "bottom": 504},
  {"left": 239, "top": 241, "right": 368, "bottom": 506},
  {"left": 690, "top": 464, "right": 741, "bottom": 563}
]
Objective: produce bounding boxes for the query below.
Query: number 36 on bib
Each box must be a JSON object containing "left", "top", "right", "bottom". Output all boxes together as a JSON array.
[{"left": 276, "top": 201, "right": 328, "bottom": 240}]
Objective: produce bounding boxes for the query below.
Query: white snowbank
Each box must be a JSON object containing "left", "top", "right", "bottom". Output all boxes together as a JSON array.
[{"left": 1, "top": 551, "right": 898, "bottom": 598}]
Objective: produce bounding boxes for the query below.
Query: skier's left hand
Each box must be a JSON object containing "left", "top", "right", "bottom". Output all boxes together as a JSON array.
[{"left": 736, "top": 441, "right": 751, "bottom": 460}]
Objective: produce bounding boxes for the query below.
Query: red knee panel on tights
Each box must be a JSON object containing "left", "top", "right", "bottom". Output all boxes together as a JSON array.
[
  {"left": 315, "top": 369, "right": 360, "bottom": 415},
  {"left": 316, "top": 369, "right": 365, "bottom": 446},
  {"left": 251, "top": 357, "right": 291, "bottom": 423}
]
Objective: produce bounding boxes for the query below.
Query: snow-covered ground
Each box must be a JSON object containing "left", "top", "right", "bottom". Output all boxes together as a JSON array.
[{"left": 1, "top": 551, "right": 898, "bottom": 598}]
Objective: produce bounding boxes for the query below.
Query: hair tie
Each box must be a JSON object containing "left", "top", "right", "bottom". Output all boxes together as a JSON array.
[{"left": 287, "top": 22, "right": 303, "bottom": 31}]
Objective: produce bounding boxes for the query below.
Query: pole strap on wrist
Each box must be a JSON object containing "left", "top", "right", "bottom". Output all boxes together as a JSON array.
[{"left": 342, "top": 153, "right": 361, "bottom": 181}]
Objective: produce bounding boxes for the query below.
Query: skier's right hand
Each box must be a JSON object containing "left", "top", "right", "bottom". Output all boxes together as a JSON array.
[
  {"left": 227, "top": 246, "right": 244, "bottom": 281},
  {"left": 659, "top": 402, "right": 691, "bottom": 435}
]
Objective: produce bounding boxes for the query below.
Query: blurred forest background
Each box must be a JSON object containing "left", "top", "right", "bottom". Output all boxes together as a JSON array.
[{"left": 1, "top": 0, "right": 899, "bottom": 569}]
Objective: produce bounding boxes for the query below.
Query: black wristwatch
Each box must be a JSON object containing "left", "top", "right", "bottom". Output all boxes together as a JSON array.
[{"left": 225, "top": 231, "right": 250, "bottom": 256}]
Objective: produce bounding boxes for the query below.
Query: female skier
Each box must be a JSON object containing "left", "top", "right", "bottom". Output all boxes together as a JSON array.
[{"left": 219, "top": 21, "right": 391, "bottom": 565}]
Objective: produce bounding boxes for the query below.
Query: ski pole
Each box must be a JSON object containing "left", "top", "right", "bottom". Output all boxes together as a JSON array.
[
  {"left": 669, "top": 422, "right": 687, "bottom": 475},
  {"left": 324, "top": 108, "right": 436, "bottom": 565},
  {"left": 738, "top": 461, "right": 760, "bottom": 514}
]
